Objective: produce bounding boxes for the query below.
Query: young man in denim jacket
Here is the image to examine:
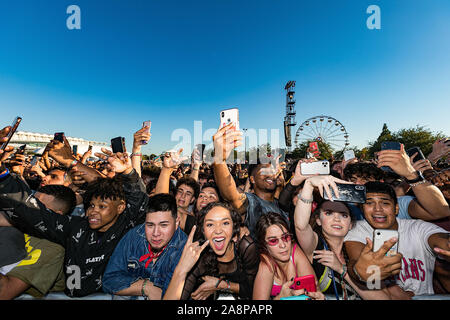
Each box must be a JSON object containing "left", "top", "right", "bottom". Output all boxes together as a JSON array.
[{"left": 102, "top": 193, "right": 187, "bottom": 299}]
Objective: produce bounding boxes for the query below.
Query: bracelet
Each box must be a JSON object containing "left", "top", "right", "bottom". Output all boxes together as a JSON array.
[
  {"left": 68, "top": 159, "right": 78, "bottom": 169},
  {"left": 341, "top": 264, "right": 348, "bottom": 279},
  {"left": 299, "top": 195, "right": 314, "bottom": 204},
  {"left": 131, "top": 153, "right": 142, "bottom": 157},
  {"left": 215, "top": 278, "right": 222, "bottom": 288},
  {"left": 352, "top": 265, "right": 365, "bottom": 283},
  {"left": 141, "top": 279, "right": 149, "bottom": 299},
  {"left": 226, "top": 280, "right": 231, "bottom": 290},
  {"left": 409, "top": 180, "right": 428, "bottom": 187}
]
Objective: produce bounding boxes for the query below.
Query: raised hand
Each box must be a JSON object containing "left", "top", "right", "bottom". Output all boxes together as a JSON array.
[
  {"left": 304, "top": 175, "right": 352, "bottom": 201},
  {"left": 376, "top": 144, "right": 417, "bottom": 180},
  {"left": 0, "top": 126, "right": 15, "bottom": 164},
  {"left": 133, "top": 126, "right": 151, "bottom": 151},
  {"left": 290, "top": 158, "right": 317, "bottom": 186},
  {"left": 428, "top": 138, "right": 450, "bottom": 164},
  {"left": 47, "top": 139, "right": 76, "bottom": 168},
  {"left": 163, "top": 148, "right": 186, "bottom": 170},
  {"left": 94, "top": 148, "right": 132, "bottom": 174},
  {"left": 313, "top": 249, "right": 344, "bottom": 274},
  {"left": 212, "top": 123, "right": 243, "bottom": 164},
  {"left": 176, "top": 225, "right": 209, "bottom": 275}
]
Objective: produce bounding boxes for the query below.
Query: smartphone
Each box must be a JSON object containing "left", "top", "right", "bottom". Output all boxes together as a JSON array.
[
  {"left": 141, "top": 121, "right": 152, "bottom": 145},
  {"left": 16, "top": 144, "right": 27, "bottom": 155},
  {"left": 30, "top": 156, "right": 38, "bottom": 166},
  {"left": 293, "top": 275, "right": 317, "bottom": 292},
  {"left": 72, "top": 145, "right": 78, "bottom": 155},
  {"left": 380, "top": 141, "right": 401, "bottom": 172},
  {"left": 300, "top": 160, "right": 330, "bottom": 175},
  {"left": 343, "top": 150, "right": 356, "bottom": 162},
  {"left": 322, "top": 183, "right": 366, "bottom": 203},
  {"left": 373, "top": 229, "right": 399, "bottom": 256},
  {"left": 280, "top": 295, "right": 311, "bottom": 300},
  {"left": 0, "top": 116, "right": 22, "bottom": 151},
  {"left": 111, "top": 137, "right": 126, "bottom": 153},
  {"left": 54, "top": 132, "right": 65, "bottom": 143},
  {"left": 220, "top": 108, "right": 239, "bottom": 131},
  {"left": 406, "top": 146, "right": 425, "bottom": 163}
]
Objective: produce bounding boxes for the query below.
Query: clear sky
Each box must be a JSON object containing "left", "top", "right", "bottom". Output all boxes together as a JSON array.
[{"left": 0, "top": 0, "right": 449, "bottom": 156}]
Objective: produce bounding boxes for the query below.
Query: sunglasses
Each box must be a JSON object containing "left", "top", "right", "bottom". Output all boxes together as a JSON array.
[{"left": 266, "top": 233, "right": 292, "bottom": 246}]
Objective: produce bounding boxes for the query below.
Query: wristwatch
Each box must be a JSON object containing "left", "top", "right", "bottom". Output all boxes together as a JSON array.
[{"left": 404, "top": 170, "right": 425, "bottom": 186}]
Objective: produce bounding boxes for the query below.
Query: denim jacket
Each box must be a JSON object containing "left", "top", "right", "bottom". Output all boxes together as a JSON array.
[{"left": 102, "top": 224, "right": 187, "bottom": 297}]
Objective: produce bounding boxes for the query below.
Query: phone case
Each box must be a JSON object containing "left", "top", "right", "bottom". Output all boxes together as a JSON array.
[
  {"left": 111, "top": 137, "right": 126, "bottom": 153},
  {"left": 300, "top": 161, "right": 330, "bottom": 175},
  {"left": 293, "top": 275, "right": 317, "bottom": 292},
  {"left": 406, "top": 147, "right": 425, "bottom": 162},
  {"left": 1, "top": 117, "right": 22, "bottom": 151},
  {"left": 373, "top": 229, "right": 399, "bottom": 256},
  {"left": 322, "top": 183, "right": 366, "bottom": 203},
  {"left": 280, "top": 294, "right": 311, "bottom": 300},
  {"left": 220, "top": 108, "right": 239, "bottom": 131}
]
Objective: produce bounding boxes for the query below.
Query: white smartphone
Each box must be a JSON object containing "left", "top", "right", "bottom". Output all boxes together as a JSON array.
[
  {"left": 300, "top": 160, "right": 330, "bottom": 175},
  {"left": 141, "top": 121, "right": 151, "bottom": 145},
  {"left": 343, "top": 150, "right": 356, "bottom": 162},
  {"left": 220, "top": 108, "right": 239, "bottom": 131},
  {"left": 373, "top": 229, "right": 399, "bottom": 256}
]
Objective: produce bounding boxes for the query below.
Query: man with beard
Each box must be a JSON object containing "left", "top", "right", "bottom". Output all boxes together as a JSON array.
[{"left": 212, "top": 123, "right": 289, "bottom": 238}]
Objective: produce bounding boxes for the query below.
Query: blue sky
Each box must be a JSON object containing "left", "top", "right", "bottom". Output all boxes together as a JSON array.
[{"left": 0, "top": 0, "right": 449, "bottom": 155}]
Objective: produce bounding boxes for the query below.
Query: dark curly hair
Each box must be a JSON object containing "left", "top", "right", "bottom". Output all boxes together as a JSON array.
[{"left": 193, "top": 202, "right": 242, "bottom": 276}]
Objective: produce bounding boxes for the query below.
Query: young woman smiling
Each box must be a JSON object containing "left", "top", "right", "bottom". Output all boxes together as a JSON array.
[
  {"left": 294, "top": 175, "right": 390, "bottom": 300},
  {"left": 163, "top": 202, "right": 259, "bottom": 300}
]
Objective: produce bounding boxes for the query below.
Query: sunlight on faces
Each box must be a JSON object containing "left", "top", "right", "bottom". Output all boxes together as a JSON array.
[
  {"left": 145, "top": 210, "right": 179, "bottom": 252},
  {"left": 41, "top": 169, "right": 67, "bottom": 187},
  {"left": 252, "top": 164, "right": 278, "bottom": 192},
  {"left": 203, "top": 206, "right": 234, "bottom": 258},
  {"left": 196, "top": 187, "right": 219, "bottom": 211},
  {"left": 265, "top": 224, "right": 292, "bottom": 263},
  {"left": 86, "top": 196, "right": 125, "bottom": 232},
  {"left": 316, "top": 201, "right": 352, "bottom": 238},
  {"left": 363, "top": 193, "right": 399, "bottom": 230}
]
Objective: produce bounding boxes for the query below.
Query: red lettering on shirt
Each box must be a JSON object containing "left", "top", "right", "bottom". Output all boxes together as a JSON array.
[
  {"left": 409, "top": 259, "right": 420, "bottom": 280},
  {"left": 417, "top": 260, "right": 426, "bottom": 282}
]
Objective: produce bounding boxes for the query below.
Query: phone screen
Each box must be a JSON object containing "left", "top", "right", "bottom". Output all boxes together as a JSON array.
[{"left": 111, "top": 137, "right": 125, "bottom": 153}]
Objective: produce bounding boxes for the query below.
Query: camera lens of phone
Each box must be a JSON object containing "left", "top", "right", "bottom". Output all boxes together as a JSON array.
[{"left": 296, "top": 281, "right": 301, "bottom": 286}]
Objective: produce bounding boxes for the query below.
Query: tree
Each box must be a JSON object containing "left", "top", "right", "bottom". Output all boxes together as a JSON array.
[{"left": 367, "top": 123, "right": 394, "bottom": 158}]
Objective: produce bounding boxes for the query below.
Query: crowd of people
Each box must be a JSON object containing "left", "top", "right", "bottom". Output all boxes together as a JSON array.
[{"left": 0, "top": 121, "right": 449, "bottom": 301}]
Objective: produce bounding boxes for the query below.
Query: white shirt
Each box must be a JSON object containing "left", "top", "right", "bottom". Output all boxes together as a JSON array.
[{"left": 344, "top": 218, "right": 449, "bottom": 296}]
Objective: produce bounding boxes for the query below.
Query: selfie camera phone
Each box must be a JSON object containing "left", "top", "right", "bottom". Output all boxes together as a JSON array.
[
  {"left": 111, "top": 137, "right": 126, "bottom": 153},
  {"left": 406, "top": 146, "right": 425, "bottom": 163},
  {"left": 300, "top": 160, "right": 330, "bottom": 175},
  {"left": 293, "top": 275, "right": 317, "bottom": 293},
  {"left": 141, "top": 121, "right": 152, "bottom": 145},
  {"left": 54, "top": 132, "right": 65, "bottom": 143},
  {"left": 220, "top": 108, "right": 239, "bottom": 131},
  {"left": 373, "top": 229, "right": 399, "bottom": 256},
  {"left": 380, "top": 142, "right": 401, "bottom": 172},
  {"left": 322, "top": 183, "right": 366, "bottom": 204},
  {"left": 1, "top": 116, "right": 22, "bottom": 151}
]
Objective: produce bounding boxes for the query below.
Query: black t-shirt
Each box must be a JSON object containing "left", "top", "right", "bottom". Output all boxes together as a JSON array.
[
  {"left": 0, "top": 226, "right": 27, "bottom": 268},
  {"left": 0, "top": 171, "right": 148, "bottom": 297},
  {"left": 181, "top": 235, "right": 259, "bottom": 300}
]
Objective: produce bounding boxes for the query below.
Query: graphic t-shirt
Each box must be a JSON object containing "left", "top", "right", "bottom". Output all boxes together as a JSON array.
[
  {"left": 344, "top": 218, "right": 449, "bottom": 296},
  {"left": 7, "top": 234, "right": 65, "bottom": 297}
]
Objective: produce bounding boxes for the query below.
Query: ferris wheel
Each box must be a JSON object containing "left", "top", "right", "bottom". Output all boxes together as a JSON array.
[{"left": 294, "top": 115, "right": 350, "bottom": 151}]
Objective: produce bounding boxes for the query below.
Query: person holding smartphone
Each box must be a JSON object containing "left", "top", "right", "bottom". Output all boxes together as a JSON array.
[
  {"left": 294, "top": 175, "right": 391, "bottom": 299},
  {"left": 252, "top": 212, "right": 324, "bottom": 300},
  {"left": 344, "top": 181, "right": 450, "bottom": 299}
]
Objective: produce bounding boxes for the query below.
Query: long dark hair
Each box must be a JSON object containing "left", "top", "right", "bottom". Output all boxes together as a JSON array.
[
  {"left": 194, "top": 202, "right": 242, "bottom": 276},
  {"left": 255, "top": 212, "right": 293, "bottom": 283}
]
